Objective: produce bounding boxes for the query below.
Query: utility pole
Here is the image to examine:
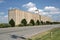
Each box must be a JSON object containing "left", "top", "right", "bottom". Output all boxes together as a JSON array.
[{"left": 50, "top": 31, "right": 53, "bottom": 40}]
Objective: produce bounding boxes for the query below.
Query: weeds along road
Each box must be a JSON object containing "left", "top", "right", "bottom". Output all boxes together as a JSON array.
[{"left": 0, "top": 24, "right": 60, "bottom": 40}]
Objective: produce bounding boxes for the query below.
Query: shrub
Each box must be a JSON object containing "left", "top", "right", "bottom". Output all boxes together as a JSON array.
[
  {"left": 21, "top": 19, "right": 27, "bottom": 26},
  {"left": 9, "top": 19, "right": 15, "bottom": 27},
  {"left": 0, "top": 23, "right": 11, "bottom": 28},
  {"left": 18, "top": 24, "right": 24, "bottom": 27},
  {"left": 29, "top": 19, "right": 35, "bottom": 26},
  {"left": 46, "top": 21, "right": 53, "bottom": 24},
  {"left": 52, "top": 22, "right": 60, "bottom": 24},
  {"left": 46, "top": 21, "right": 50, "bottom": 24}
]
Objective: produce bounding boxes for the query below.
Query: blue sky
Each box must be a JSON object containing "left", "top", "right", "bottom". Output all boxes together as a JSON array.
[{"left": 0, "top": 0, "right": 60, "bottom": 23}]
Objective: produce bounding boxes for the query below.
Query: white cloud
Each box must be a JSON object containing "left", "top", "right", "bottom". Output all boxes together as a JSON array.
[
  {"left": 44, "top": 6, "right": 60, "bottom": 14},
  {"left": 28, "top": 7, "right": 37, "bottom": 12},
  {"left": 0, "top": 0, "right": 4, "bottom": 3},
  {"left": 22, "top": 2, "right": 37, "bottom": 12},
  {"left": 0, "top": 12, "right": 5, "bottom": 15},
  {"left": 23, "top": 2, "right": 36, "bottom": 8},
  {"left": 9, "top": 7, "right": 12, "bottom": 10},
  {"left": 0, "top": 11, "right": 8, "bottom": 23},
  {"left": 44, "top": 6, "right": 57, "bottom": 10},
  {"left": 0, "top": 12, "right": 8, "bottom": 23},
  {"left": 0, "top": 15, "right": 8, "bottom": 23},
  {"left": 4, "top": 15, "right": 8, "bottom": 18}
]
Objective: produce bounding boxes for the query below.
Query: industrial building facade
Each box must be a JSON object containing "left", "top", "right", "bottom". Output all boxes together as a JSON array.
[{"left": 8, "top": 9, "right": 52, "bottom": 25}]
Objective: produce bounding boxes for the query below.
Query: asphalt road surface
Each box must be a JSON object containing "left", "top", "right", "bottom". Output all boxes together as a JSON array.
[{"left": 0, "top": 24, "right": 60, "bottom": 40}]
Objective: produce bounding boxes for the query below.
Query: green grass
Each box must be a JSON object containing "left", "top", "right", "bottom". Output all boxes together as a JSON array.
[{"left": 27, "top": 28, "right": 60, "bottom": 40}]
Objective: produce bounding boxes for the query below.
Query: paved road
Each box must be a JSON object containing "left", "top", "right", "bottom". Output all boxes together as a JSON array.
[{"left": 0, "top": 24, "right": 60, "bottom": 40}]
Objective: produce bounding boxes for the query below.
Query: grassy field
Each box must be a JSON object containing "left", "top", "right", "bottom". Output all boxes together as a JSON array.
[{"left": 27, "top": 28, "right": 60, "bottom": 40}]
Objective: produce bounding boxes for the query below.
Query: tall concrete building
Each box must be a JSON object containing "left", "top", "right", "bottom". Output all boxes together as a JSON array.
[{"left": 8, "top": 9, "right": 52, "bottom": 25}]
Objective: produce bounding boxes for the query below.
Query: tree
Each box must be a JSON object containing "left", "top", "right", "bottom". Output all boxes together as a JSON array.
[
  {"left": 46, "top": 21, "right": 51, "bottom": 24},
  {"left": 36, "top": 20, "right": 40, "bottom": 25},
  {"left": 29, "top": 19, "right": 35, "bottom": 26},
  {"left": 41, "top": 21, "right": 43, "bottom": 24},
  {"left": 9, "top": 19, "right": 15, "bottom": 27},
  {"left": 21, "top": 19, "right": 27, "bottom": 26}
]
